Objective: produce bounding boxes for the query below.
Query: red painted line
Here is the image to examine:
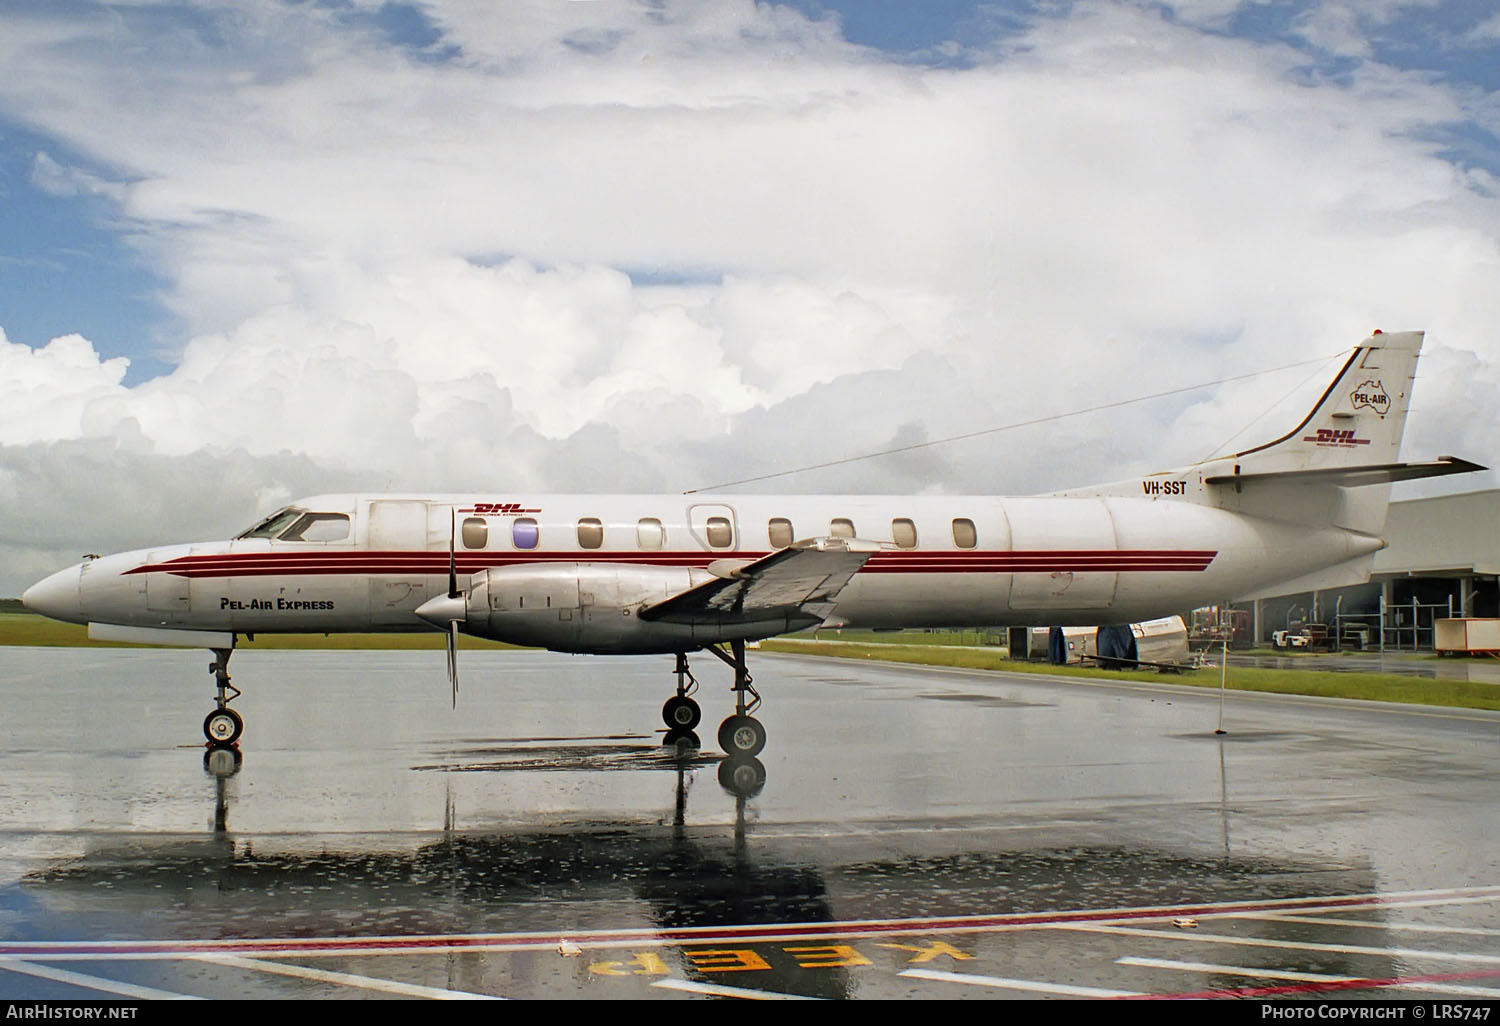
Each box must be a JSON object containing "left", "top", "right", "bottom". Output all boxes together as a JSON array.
[
  {"left": 1127, "top": 968, "right": 1500, "bottom": 1001},
  {"left": 5, "top": 888, "right": 1494, "bottom": 960},
  {"left": 124, "top": 549, "right": 1219, "bottom": 579}
]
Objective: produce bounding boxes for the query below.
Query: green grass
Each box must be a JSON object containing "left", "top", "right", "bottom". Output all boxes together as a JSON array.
[
  {"left": 758, "top": 638, "right": 1500, "bottom": 712},
  {"left": 4, "top": 610, "right": 1495, "bottom": 711}
]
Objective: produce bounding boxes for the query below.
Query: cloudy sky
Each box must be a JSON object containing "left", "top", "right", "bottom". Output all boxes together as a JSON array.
[{"left": 2, "top": 0, "right": 1499, "bottom": 593}]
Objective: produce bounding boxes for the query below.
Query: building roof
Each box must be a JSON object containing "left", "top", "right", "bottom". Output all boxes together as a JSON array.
[{"left": 1374, "top": 489, "right": 1500, "bottom": 577}]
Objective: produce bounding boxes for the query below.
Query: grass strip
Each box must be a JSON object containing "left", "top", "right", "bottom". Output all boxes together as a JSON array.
[{"left": 757, "top": 638, "right": 1500, "bottom": 711}]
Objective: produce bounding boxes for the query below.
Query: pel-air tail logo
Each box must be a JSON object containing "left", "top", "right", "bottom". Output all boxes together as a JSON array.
[
  {"left": 1302, "top": 428, "right": 1371, "bottom": 447},
  {"left": 460, "top": 502, "right": 542, "bottom": 515},
  {"left": 1350, "top": 379, "right": 1390, "bottom": 418}
]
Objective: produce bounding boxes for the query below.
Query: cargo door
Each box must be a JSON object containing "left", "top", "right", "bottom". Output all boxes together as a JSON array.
[
  {"left": 1006, "top": 497, "right": 1119, "bottom": 612},
  {"left": 368, "top": 500, "right": 431, "bottom": 627}
]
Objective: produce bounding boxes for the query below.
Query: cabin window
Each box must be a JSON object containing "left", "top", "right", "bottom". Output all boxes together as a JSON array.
[
  {"left": 512, "top": 518, "right": 539, "bottom": 550},
  {"left": 830, "top": 518, "right": 855, "bottom": 539},
  {"left": 278, "top": 512, "right": 350, "bottom": 543},
  {"left": 705, "top": 516, "right": 733, "bottom": 549},
  {"left": 577, "top": 517, "right": 604, "bottom": 549},
  {"left": 461, "top": 517, "right": 488, "bottom": 550},
  {"left": 952, "top": 518, "right": 977, "bottom": 549},
  {"left": 768, "top": 517, "right": 794, "bottom": 548},
  {"left": 637, "top": 518, "right": 664, "bottom": 550},
  {"left": 892, "top": 518, "right": 917, "bottom": 549}
]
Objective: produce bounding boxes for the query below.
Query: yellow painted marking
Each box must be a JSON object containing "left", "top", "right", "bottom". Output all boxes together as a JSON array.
[
  {"left": 875, "top": 940, "right": 974, "bottom": 963},
  {"left": 682, "top": 948, "right": 772, "bottom": 973},
  {"left": 589, "top": 952, "right": 669, "bottom": 977},
  {"left": 782, "top": 944, "right": 872, "bottom": 969}
]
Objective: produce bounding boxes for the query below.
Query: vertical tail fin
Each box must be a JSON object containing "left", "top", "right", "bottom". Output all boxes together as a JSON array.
[{"left": 1229, "top": 329, "right": 1421, "bottom": 473}]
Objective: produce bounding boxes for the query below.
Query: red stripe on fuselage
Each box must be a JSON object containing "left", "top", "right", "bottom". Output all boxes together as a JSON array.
[{"left": 124, "top": 549, "right": 1218, "bottom": 579}]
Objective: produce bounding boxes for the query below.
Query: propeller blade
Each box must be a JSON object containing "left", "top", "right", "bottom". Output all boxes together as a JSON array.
[
  {"left": 447, "top": 619, "right": 459, "bottom": 708},
  {"left": 448, "top": 509, "right": 459, "bottom": 599}
]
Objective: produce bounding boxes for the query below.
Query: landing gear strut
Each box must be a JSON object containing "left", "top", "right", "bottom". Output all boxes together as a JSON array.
[
  {"left": 706, "top": 640, "right": 766, "bottom": 758},
  {"left": 662, "top": 642, "right": 768, "bottom": 791},
  {"left": 204, "top": 646, "right": 243, "bottom": 746},
  {"left": 661, "top": 652, "right": 702, "bottom": 731}
]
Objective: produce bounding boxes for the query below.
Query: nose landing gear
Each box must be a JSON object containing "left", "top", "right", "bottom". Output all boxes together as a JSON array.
[{"left": 204, "top": 646, "right": 243, "bottom": 747}]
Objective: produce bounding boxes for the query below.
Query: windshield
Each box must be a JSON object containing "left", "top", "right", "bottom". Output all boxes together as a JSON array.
[
  {"left": 236, "top": 507, "right": 352, "bottom": 542},
  {"left": 236, "top": 507, "right": 303, "bottom": 539}
]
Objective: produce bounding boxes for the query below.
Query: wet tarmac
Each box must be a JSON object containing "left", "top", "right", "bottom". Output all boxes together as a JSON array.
[{"left": 0, "top": 646, "right": 1497, "bottom": 1000}]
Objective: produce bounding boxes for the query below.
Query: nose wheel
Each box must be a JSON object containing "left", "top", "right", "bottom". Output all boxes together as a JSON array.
[
  {"left": 204, "top": 645, "right": 243, "bottom": 748},
  {"left": 204, "top": 707, "right": 243, "bottom": 745}
]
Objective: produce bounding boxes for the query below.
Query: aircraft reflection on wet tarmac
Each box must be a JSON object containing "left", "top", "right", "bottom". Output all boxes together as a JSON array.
[
  {"left": 9, "top": 755, "right": 1409, "bottom": 1001},
  {"left": 3, "top": 647, "right": 1499, "bottom": 998}
]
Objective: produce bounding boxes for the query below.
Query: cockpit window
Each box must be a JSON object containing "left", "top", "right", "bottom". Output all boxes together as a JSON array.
[
  {"left": 236, "top": 508, "right": 303, "bottom": 539},
  {"left": 279, "top": 513, "right": 351, "bottom": 542},
  {"left": 235, "top": 508, "right": 350, "bottom": 542}
]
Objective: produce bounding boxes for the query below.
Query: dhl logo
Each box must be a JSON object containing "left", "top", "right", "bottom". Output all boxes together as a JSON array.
[
  {"left": 1302, "top": 428, "right": 1371, "bottom": 447},
  {"left": 459, "top": 502, "right": 543, "bottom": 515}
]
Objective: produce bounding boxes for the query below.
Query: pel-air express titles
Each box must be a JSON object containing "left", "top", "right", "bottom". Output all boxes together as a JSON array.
[{"left": 21, "top": 330, "right": 1484, "bottom": 766}]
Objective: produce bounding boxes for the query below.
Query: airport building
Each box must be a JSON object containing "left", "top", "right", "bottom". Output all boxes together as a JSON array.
[{"left": 1239, "top": 488, "right": 1500, "bottom": 651}]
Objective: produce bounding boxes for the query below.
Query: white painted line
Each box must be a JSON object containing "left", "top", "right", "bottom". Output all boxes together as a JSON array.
[
  {"left": 1117, "top": 956, "right": 1500, "bottom": 998},
  {"left": 195, "top": 954, "right": 502, "bottom": 999},
  {"left": 900, "top": 967, "right": 1144, "bottom": 997},
  {"left": 1055, "top": 923, "right": 1500, "bottom": 964},
  {"left": 0, "top": 959, "right": 199, "bottom": 1000},
  {"left": 1247, "top": 913, "right": 1500, "bottom": 937},
  {"left": 652, "top": 978, "right": 818, "bottom": 1000}
]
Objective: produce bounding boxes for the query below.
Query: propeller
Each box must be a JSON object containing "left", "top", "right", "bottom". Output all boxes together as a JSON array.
[
  {"left": 414, "top": 509, "right": 466, "bottom": 708},
  {"left": 447, "top": 510, "right": 459, "bottom": 708}
]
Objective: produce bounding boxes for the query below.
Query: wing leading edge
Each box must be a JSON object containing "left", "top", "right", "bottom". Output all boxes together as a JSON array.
[{"left": 639, "top": 537, "right": 882, "bottom": 627}]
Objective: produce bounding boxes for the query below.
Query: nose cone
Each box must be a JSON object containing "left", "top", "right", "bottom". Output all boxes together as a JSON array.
[{"left": 22, "top": 565, "right": 84, "bottom": 624}]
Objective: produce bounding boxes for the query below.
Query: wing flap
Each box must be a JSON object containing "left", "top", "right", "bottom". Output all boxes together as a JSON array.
[{"left": 639, "top": 537, "right": 881, "bottom": 626}]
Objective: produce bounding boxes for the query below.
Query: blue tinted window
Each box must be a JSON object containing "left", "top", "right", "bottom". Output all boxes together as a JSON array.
[{"left": 512, "top": 518, "right": 539, "bottom": 549}]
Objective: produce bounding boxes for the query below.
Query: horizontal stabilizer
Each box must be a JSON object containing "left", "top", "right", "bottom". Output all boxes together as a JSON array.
[
  {"left": 640, "top": 536, "right": 880, "bottom": 626},
  {"left": 1204, "top": 456, "right": 1485, "bottom": 489}
]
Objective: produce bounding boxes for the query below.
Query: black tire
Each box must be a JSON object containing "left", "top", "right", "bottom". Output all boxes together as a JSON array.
[
  {"left": 717, "top": 756, "right": 766, "bottom": 798},
  {"left": 204, "top": 708, "right": 243, "bottom": 746},
  {"left": 717, "top": 714, "right": 766, "bottom": 758},
  {"left": 662, "top": 696, "right": 701, "bottom": 730}
]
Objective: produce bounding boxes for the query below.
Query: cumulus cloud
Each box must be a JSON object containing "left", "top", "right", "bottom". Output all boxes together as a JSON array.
[{"left": 0, "top": 0, "right": 1498, "bottom": 592}]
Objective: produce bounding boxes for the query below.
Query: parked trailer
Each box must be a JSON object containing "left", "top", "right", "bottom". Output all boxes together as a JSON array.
[{"left": 1434, "top": 618, "right": 1500, "bottom": 656}]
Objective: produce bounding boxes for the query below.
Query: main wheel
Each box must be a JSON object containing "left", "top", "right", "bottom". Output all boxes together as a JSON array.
[
  {"left": 717, "top": 714, "right": 766, "bottom": 758},
  {"left": 662, "top": 695, "right": 702, "bottom": 730},
  {"left": 204, "top": 708, "right": 243, "bottom": 746}
]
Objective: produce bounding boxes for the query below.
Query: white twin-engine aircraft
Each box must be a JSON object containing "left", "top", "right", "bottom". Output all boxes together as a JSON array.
[{"left": 21, "top": 330, "right": 1482, "bottom": 760}]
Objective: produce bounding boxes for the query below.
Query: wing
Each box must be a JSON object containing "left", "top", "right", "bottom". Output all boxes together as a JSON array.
[{"left": 638, "top": 537, "right": 882, "bottom": 627}]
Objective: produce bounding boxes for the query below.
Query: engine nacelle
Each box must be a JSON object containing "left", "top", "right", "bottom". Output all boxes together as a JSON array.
[{"left": 463, "top": 562, "right": 800, "bottom": 653}]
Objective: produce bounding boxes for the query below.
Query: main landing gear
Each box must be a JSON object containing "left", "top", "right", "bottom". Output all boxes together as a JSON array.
[
  {"left": 203, "top": 646, "right": 243, "bottom": 747},
  {"left": 666, "top": 641, "right": 767, "bottom": 798}
]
